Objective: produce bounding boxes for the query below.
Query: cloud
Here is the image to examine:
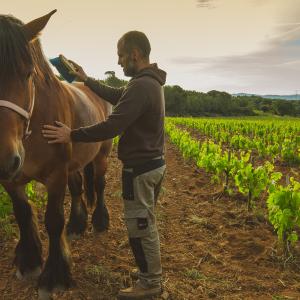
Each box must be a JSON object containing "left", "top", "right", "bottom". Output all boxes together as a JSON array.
[
  {"left": 196, "top": 0, "right": 218, "bottom": 9},
  {"left": 169, "top": 22, "right": 300, "bottom": 93}
]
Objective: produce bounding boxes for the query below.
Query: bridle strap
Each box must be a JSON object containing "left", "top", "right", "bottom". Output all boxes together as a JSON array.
[
  {"left": 0, "top": 100, "right": 30, "bottom": 119},
  {"left": 0, "top": 81, "right": 35, "bottom": 139},
  {"left": 24, "top": 83, "right": 35, "bottom": 139}
]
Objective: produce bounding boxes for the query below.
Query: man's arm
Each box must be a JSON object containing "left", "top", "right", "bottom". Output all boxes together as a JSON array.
[
  {"left": 84, "top": 77, "right": 124, "bottom": 106},
  {"left": 68, "top": 59, "right": 124, "bottom": 105},
  {"left": 42, "top": 80, "right": 147, "bottom": 144},
  {"left": 71, "top": 81, "right": 147, "bottom": 142}
]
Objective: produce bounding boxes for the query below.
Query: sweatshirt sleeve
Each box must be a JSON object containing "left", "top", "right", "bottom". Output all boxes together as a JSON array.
[
  {"left": 84, "top": 77, "right": 124, "bottom": 106},
  {"left": 71, "top": 80, "right": 147, "bottom": 143}
]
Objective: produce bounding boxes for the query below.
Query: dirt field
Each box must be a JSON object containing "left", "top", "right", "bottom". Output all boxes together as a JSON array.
[{"left": 1, "top": 139, "right": 300, "bottom": 300}]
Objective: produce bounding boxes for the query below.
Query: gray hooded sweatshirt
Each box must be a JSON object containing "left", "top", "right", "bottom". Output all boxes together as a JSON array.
[{"left": 71, "top": 63, "right": 167, "bottom": 167}]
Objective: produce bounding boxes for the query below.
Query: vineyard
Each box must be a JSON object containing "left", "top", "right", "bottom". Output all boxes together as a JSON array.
[
  {"left": 0, "top": 116, "right": 300, "bottom": 299},
  {"left": 166, "top": 117, "right": 300, "bottom": 254}
]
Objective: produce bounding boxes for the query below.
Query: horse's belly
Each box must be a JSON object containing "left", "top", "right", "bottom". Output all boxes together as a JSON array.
[{"left": 68, "top": 142, "right": 101, "bottom": 172}]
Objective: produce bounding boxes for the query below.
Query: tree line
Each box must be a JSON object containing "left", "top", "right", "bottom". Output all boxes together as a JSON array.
[
  {"left": 58, "top": 72, "right": 300, "bottom": 117},
  {"left": 164, "top": 86, "right": 300, "bottom": 117},
  {"left": 101, "top": 73, "right": 300, "bottom": 117}
]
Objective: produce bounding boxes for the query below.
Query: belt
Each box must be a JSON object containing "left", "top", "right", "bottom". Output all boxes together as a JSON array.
[
  {"left": 151, "top": 155, "right": 164, "bottom": 160},
  {"left": 124, "top": 157, "right": 165, "bottom": 177}
]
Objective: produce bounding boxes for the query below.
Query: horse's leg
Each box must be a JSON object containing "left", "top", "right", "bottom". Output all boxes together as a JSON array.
[
  {"left": 91, "top": 151, "right": 110, "bottom": 232},
  {"left": 83, "top": 162, "right": 95, "bottom": 208},
  {"left": 3, "top": 182, "right": 43, "bottom": 280},
  {"left": 38, "top": 167, "right": 73, "bottom": 299},
  {"left": 66, "top": 171, "right": 88, "bottom": 239}
]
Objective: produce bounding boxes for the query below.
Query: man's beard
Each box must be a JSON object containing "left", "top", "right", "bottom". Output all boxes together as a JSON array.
[{"left": 123, "top": 60, "right": 136, "bottom": 77}]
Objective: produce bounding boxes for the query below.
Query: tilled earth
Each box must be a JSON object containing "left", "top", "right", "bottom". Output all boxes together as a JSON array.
[{"left": 1, "top": 139, "right": 300, "bottom": 299}]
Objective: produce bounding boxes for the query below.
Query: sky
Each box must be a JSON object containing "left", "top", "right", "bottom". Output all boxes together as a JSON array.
[{"left": 2, "top": 0, "right": 300, "bottom": 95}]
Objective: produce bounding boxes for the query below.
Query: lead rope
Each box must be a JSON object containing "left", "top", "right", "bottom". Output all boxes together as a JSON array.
[{"left": 24, "top": 82, "right": 35, "bottom": 140}]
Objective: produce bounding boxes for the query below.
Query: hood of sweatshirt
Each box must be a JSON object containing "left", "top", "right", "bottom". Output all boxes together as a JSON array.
[{"left": 133, "top": 63, "right": 167, "bottom": 86}]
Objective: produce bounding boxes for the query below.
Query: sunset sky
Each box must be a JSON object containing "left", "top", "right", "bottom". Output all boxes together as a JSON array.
[{"left": 2, "top": 0, "right": 300, "bottom": 95}]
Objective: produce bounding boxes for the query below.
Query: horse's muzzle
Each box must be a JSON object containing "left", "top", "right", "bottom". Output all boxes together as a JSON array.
[{"left": 0, "top": 154, "right": 22, "bottom": 180}]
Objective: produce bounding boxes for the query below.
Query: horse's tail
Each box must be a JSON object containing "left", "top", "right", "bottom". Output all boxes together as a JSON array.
[{"left": 83, "top": 162, "right": 95, "bottom": 208}]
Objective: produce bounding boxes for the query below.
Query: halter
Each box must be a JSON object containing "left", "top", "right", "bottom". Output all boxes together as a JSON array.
[{"left": 0, "top": 81, "right": 35, "bottom": 140}]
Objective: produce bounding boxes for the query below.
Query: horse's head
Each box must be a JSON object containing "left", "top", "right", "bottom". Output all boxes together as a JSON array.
[{"left": 0, "top": 10, "right": 56, "bottom": 180}]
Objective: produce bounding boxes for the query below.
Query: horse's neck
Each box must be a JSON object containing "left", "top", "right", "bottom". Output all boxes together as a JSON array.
[{"left": 33, "top": 74, "right": 71, "bottom": 121}]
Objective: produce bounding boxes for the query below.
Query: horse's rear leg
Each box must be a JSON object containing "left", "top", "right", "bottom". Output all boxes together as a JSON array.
[
  {"left": 91, "top": 152, "right": 110, "bottom": 232},
  {"left": 66, "top": 171, "right": 88, "bottom": 239},
  {"left": 3, "top": 183, "right": 43, "bottom": 280},
  {"left": 38, "top": 168, "right": 73, "bottom": 299}
]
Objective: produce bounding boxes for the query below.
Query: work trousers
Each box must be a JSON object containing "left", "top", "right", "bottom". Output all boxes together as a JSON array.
[{"left": 122, "top": 157, "right": 166, "bottom": 288}]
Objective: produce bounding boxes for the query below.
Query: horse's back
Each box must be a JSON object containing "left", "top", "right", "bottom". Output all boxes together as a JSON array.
[{"left": 64, "top": 82, "right": 110, "bottom": 128}]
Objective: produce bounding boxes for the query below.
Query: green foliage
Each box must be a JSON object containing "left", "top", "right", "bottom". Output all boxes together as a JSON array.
[
  {"left": 280, "top": 139, "right": 300, "bottom": 166},
  {"left": 0, "top": 181, "right": 46, "bottom": 221},
  {"left": 26, "top": 181, "right": 47, "bottom": 208},
  {"left": 234, "top": 161, "right": 282, "bottom": 210},
  {"left": 164, "top": 84, "right": 300, "bottom": 117},
  {"left": 267, "top": 178, "right": 300, "bottom": 254},
  {"left": 0, "top": 185, "right": 12, "bottom": 218},
  {"left": 0, "top": 217, "right": 17, "bottom": 239},
  {"left": 169, "top": 117, "right": 300, "bottom": 165},
  {"left": 113, "top": 136, "right": 119, "bottom": 147},
  {"left": 183, "top": 268, "right": 206, "bottom": 280},
  {"left": 102, "top": 71, "right": 127, "bottom": 88},
  {"left": 166, "top": 117, "right": 293, "bottom": 211},
  {"left": 85, "top": 264, "right": 119, "bottom": 284}
]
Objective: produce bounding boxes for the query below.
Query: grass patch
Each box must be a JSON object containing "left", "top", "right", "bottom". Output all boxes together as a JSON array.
[
  {"left": 188, "top": 215, "right": 208, "bottom": 226},
  {"left": 0, "top": 186, "right": 13, "bottom": 218},
  {"left": 85, "top": 264, "right": 120, "bottom": 284},
  {"left": 26, "top": 181, "right": 47, "bottom": 208},
  {"left": 156, "top": 210, "right": 166, "bottom": 222},
  {"left": 112, "top": 190, "right": 122, "bottom": 198},
  {"left": 183, "top": 268, "right": 207, "bottom": 280},
  {"left": 272, "top": 296, "right": 295, "bottom": 300},
  {"left": 0, "top": 217, "right": 17, "bottom": 240}
]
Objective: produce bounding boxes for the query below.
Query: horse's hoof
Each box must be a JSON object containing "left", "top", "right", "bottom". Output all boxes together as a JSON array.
[
  {"left": 92, "top": 224, "right": 109, "bottom": 233},
  {"left": 66, "top": 232, "right": 81, "bottom": 241},
  {"left": 66, "top": 221, "right": 87, "bottom": 238},
  {"left": 38, "top": 284, "right": 67, "bottom": 300},
  {"left": 53, "top": 285, "right": 66, "bottom": 292},
  {"left": 38, "top": 288, "right": 53, "bottom": 300},
  {"left": 16, "top": 267, "right": 42, "bottom": 281}
]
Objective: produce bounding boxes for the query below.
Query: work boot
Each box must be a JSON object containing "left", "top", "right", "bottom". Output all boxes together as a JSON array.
[{"left": 118, "top": 280, "right": 162, "bottom": 299}]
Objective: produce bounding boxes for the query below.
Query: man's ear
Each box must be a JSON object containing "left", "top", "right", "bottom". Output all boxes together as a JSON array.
[
  {"left": 22, "top": 9, "right": 57, "bottom": 42},
  {"left": 131, "top": 48, "right": 141, "bottom": 61}
]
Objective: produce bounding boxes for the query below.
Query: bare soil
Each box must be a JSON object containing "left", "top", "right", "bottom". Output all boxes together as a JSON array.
[{"left": 1, "top": 139, "right": 300, "bottom": 300}]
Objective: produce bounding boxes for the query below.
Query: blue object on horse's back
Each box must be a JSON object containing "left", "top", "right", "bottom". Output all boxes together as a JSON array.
[{"left": 49, "top": 56, "right": 76, "bottom": 83}]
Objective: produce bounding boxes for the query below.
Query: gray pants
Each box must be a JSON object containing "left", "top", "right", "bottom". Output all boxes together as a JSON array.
[{"left": 122, "top": 159, "right": 166, "bottom": 288}]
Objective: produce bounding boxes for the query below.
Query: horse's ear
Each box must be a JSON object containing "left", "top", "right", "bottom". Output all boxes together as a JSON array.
[{"left": 23, "top": 9, "right": 57, "bottom": 42}]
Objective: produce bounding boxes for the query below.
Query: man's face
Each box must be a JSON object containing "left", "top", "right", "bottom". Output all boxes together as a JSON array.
[{"left": 117, "top": 40, "right": 136, "bottom": 77}]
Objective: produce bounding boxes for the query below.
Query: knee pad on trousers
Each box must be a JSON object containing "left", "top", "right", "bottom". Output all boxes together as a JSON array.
[{"left": 129, "top": 237, "right": 148, "bottom": 273}]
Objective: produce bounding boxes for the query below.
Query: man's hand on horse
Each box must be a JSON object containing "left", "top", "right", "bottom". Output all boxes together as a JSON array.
[
  {"left": 42, "top": 121, "right": 71, "bottom": 144},
  {"left": 67, "top": 59, "right": 88, "bottom": 82}
]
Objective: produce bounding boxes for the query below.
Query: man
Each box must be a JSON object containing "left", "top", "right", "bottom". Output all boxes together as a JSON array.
[{"left": 42, "top": 31, "right": 166, "bottom": 299}]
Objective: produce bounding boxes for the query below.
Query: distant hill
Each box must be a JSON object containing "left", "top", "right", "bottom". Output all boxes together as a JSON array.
[{"left": 233, "top": 93, "right": 300, "bottom": 101}]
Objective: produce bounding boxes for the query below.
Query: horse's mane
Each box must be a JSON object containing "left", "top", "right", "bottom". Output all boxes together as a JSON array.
[{"left": 0, "top": 14, "right": 58, "bottom": 87}]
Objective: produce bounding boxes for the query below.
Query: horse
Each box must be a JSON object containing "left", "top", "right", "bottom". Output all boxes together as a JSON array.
[{"left": 0, "top": 10, "right": 112, "bottom": 299}]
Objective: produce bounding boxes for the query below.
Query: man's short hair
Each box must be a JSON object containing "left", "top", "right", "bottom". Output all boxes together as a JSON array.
[{"left": 120, "top": 31, "right": 151, "bottom": 58}]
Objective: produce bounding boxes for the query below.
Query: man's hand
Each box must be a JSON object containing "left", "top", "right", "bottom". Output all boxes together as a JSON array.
[
  {"left": 42, "top": 121, "right": 71, "bottom": 144},
  {"left": 67, "top": 59, "right": 88, "bottom": 82}
]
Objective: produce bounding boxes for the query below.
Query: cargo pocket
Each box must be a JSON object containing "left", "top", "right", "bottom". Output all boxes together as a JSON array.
[
  {"left": 122, "top": 169, "right": 134, "bottom": 200},
  {"left": 124, "top": 209, "right": 151, "bottom": 238}
]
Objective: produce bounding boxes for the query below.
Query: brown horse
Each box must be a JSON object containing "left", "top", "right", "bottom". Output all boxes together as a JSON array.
[{"left": 0, "top": 10, "right": 112, "bottom": 299}]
